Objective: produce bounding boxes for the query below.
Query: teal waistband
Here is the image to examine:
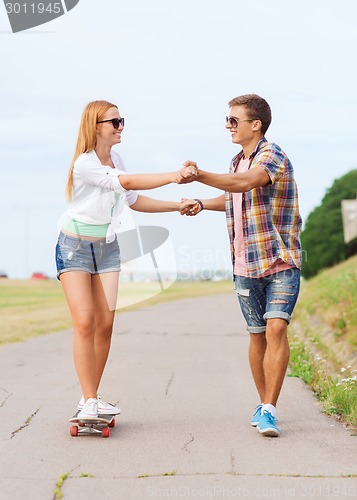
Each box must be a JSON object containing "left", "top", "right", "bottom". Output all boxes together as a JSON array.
[{"left": 62, "top": 216, "right": 110, "bottom": 238}]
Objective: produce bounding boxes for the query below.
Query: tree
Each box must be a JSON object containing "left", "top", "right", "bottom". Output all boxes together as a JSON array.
[{"left": 301, "top": 169, "right": 357, "bottom": 279}]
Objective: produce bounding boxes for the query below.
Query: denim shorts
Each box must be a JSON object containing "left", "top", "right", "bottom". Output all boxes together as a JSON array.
[
  {"left": 55, "top": 231, "right": 121, "bottom": 280},
  {"left": 234, "top": 268, "right": 300, "bottom": 333}
]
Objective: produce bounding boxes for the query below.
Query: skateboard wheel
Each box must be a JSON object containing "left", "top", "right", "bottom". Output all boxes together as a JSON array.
[
  {"left": 109, "top": 419, "right": 115, "bottom": 428},
  {"left": 70, "top": 425, "right": 78, "bottom": 437},
  {"left": 101, "top": 427, "right": 110, "bottom": 438}
]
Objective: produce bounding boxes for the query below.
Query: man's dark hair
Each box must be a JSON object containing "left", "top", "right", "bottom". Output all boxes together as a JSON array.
[{"left": 228, "top": 94, "right": 272, "bottom": 135}]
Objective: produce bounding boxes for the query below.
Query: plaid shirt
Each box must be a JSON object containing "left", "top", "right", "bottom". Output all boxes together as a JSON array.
[{"left": 225, "top": 137, "right": 302, "bottom": 277}]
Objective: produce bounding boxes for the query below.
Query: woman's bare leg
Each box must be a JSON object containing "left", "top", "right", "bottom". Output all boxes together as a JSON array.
[
  {"left": 92, "top": 272, "right": 119, "bottom": 391},
  {"left": 60, "top": 271, "right": 97, "bottom": 400}
]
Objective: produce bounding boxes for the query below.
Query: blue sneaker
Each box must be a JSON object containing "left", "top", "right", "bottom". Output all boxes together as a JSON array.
[
  {"left": 257, "top": 410, "right": 280, "bottom": 437},
  {"left": 250, "top": 404, "right": 263, "bottom": 427}
]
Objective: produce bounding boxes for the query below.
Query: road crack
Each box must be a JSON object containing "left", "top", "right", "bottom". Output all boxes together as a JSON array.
[
  {"left": 230, "top": 449, "right": 236, "bottom": 474},
  {"left": 165, "top": 372, "right": 175, "bottom": 396},
  {"left": 182, "top": 433, "right": 195, "bottom": 453},
  {"left": 0, "top": 387, "right": 12, "bottom": 408},
  {"left": 11, "top": 408, "right": 40, "bottom": 439}
]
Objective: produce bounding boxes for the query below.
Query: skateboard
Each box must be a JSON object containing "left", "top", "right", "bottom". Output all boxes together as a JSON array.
[{"left": 69, "top": 411, "right": 116, "bottom": 438}]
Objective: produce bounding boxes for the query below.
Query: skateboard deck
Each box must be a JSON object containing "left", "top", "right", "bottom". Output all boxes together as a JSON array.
[{"left": 69, "top": 411, "right": 116, "bottom": 437}]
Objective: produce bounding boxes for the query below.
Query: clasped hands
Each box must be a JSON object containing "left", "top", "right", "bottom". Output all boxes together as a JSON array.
[
  {"left": 176, "top": 161, "right": 202, "bottom": 216},
  {"left": 176, "top": 160, "right": 198, "bottom": 184}
]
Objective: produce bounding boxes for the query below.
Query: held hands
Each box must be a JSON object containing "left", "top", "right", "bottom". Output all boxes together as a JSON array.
[
  {"left": 175, "top": 161, "right": 202, "bottom": 216},
  {"left": 175, "top": 161, "right": 198, "bottom": 184},
  {"left": 179, "top": 198, "right": 202, "bottom": 216}
]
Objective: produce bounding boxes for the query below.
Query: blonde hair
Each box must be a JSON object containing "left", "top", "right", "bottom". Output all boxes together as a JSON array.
[{"left": 65, "top": 100, "right": 118, "bottom": 200}]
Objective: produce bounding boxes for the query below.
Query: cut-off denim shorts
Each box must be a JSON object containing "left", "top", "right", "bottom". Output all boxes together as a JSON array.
[
  {"left": 55, "top": 231, "right": 121, "bottom": 280},
  {"left": 234, "top": 268, "right": 300, "bottom": 334}
]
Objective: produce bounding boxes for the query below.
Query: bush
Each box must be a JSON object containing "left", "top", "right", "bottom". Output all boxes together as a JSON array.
[{"left": 301, "top": 170, "right": 357, "bottom": 279}]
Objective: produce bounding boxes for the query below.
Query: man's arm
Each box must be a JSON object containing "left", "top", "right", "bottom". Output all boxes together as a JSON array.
[
  {"left": 197, "top": 167, "right": 270, "bottom": 192},
  {"left": 179, "top": 161, "right": 270, "bottom": 192}
]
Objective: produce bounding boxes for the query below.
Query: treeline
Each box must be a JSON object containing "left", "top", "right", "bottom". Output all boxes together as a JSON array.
[{"left": 301, "top": 169, "right": 357, "bottom": 279}]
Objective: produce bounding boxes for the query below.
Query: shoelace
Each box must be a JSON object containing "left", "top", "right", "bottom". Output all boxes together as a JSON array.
[
  {"left": 98, "top": 398, "right": 114, "bottom": 408},
  {"left": 97, "top": 395, "right": 112, "bottom": 405},
  {"left": 262, "top": 411, "right": 277, "bottom": 423}
]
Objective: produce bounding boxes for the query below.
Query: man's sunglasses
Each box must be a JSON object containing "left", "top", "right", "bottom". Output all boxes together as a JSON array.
[
  {"left": 225, "top": 116, "right": 257, "bottom": 128},
  {"left": 97, "top": 117, "right": 125, "bottom": 129}
]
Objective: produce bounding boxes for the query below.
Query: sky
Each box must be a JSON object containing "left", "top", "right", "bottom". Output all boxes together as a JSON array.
[{"left": 0, "top": 0, "right": 356, "bottom": 279}]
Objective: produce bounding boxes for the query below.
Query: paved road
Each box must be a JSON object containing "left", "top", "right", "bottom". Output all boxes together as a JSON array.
[{"left": 0, "top": 294, "right": 356, "bottom": 499}]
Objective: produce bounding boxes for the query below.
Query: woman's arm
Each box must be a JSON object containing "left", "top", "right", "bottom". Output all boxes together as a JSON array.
[
  {"left": 119, "top": 166, "right": 197, "bottom": 191},
  {"left": 130, "top": 195, "right": 198, "bottom": 213}
]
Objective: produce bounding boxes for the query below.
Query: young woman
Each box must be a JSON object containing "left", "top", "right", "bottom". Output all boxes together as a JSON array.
[{"left": 56, "top": 100, "right": 196, "bottom": 418}]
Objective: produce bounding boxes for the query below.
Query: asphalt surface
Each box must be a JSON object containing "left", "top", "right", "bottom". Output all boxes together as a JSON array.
[{"left": 0, "top": 293, "right": 356, "bottom": 500}]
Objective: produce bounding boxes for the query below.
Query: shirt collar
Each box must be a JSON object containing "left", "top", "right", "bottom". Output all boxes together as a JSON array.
[{"left": 232, "top": 136, "right": 268, "bottom": 167}]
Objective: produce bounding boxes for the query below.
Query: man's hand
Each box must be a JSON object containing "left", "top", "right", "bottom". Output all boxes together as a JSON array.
[
  {"left": 176, "top": 162, "right": 198, "bottom": 184},
  {"left": 180, "top": 198, "right": 202, "bottom": 216}
]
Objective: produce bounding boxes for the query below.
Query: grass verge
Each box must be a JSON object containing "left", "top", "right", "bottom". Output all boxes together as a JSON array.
[
  {"left": 289, "top": 254, "right": 357, "bottom": 430},
  {"left": 289, "top": 335, "right": 357, "bottom": 430}
]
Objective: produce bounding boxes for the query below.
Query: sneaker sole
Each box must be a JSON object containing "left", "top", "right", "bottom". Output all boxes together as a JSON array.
[
  {"left": 257, "top": 427, "right": 280, "bottom": 437},
  {"left": 250, "top": 421, "right": 259, "bottom": 427},
  {"left": 98, "top": 410, "right": 121, "bottom": 415},
  {"left": 78, "top": 407, "right": 121, "bottom": 415}
]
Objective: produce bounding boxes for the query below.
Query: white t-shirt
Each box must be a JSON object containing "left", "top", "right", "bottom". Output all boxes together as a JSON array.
[{"left": 62, "top": 149, "right": 138, "bottom": 242}]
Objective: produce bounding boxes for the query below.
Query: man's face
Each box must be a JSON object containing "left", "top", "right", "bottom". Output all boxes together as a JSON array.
[{"left": 225, "top": 105, "right": 257, "bottom": 145}]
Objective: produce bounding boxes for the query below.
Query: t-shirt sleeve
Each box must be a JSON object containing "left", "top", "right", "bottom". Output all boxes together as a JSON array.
[
  {"left": 254, "top": 146, "right": 285, "bottom": 184},
  {"left": 74, "top": 159, "right": 126, "bottom": 193}
]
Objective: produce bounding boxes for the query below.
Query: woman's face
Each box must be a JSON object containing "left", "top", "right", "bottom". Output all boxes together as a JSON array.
[{"left": 96, "top": 106, "right": 124, "bottom": 147}]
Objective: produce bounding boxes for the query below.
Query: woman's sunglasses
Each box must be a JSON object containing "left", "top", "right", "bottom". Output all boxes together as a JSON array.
[{"left": 96, "top": 117, "right": 125, "bottom": 129}]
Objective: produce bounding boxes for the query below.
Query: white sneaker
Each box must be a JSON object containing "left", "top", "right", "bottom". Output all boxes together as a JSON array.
[
  {"left": 77, "top": 398, "right": 98, "bottom": 419},
  {"left": 78, "top": 395, "right": 121, "bottom": 415}
]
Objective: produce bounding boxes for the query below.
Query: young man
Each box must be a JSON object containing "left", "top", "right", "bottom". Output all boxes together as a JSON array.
[{"left": 180, "top": 94, "right": 302, "bottom": 437}]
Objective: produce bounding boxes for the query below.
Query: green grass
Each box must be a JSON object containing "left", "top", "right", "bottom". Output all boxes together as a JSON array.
[
  {"left": 53, "top": 473, "right": 69, "bottom": 499},
  {"left": 289, "top": 338, "right": 357, "bottom": 429},
  {"left": 0, "top": 279, "right": 71, "bottom": 345},
  {"left": 289, "top": 254, "right": 357, "bottom": 429},
  {"left": 295, "top": 254, "right": 357, "bottom": 351},
  {"left": 0, "top": 278, "right": 233, "bottom": 345}
]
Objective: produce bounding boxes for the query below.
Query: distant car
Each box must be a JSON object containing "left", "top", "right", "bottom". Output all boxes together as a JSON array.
[
  {"left": 31, "top": 272, "right": 49, "bottom": 280},
  {"left": 0, "top": 270, "right": 8, "bottom": 278}
]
